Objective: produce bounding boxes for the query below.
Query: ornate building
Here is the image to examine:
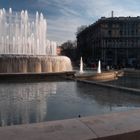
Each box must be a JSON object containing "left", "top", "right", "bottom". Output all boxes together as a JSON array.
[{"left": 77, "top": 16, "right": 140, "bottom": 68}]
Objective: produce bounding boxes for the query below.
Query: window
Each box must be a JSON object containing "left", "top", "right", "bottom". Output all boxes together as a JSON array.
[
  {"left": 108, "top": 30, "right": 112, "bottom": 36},
  {"left": 120, "top": 30, "right": 122, "bottom": 35}
]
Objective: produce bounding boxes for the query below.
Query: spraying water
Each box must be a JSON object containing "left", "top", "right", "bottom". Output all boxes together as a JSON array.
[
  {"left": 80, "top": 57, "right": 84, "bottom": 73},
  {"left": 0, "top": 8, "right": 73, "bottom": 73},
  {"left": 97, "top": 60, "right": 101, "bottom": 73},
  {"left": 0, "top": 8, "right": 57, "bottom": 55}
]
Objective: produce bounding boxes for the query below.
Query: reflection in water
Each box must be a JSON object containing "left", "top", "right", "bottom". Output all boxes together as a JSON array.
[
  {"left": 76, "top": 82, "right": 140, "bottom": 107},
  {"left": 105, "top": 77, "right": 140, "bottom": 89},
  {"left": 75, "top": 82, "right": 140, "bottom": 116},
  {"left": 0, "top": 80, "right": 139, "bottom": 127},
  {"left": 0, "top": 83, "right": 57, "bottom": 126}
]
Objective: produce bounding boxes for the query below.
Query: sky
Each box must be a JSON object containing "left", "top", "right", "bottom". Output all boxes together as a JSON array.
[{"left": 0, "top": 0, "right": 140, "bottom": 44}]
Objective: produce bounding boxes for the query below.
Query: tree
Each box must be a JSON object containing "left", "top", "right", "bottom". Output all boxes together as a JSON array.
[{"left": 59, "top": 40, "right": 77, "bottom": 62}]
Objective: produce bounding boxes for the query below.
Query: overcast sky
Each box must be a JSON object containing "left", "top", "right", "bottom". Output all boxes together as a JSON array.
[{"left": 0, "top": 0, "right": 140, "bottom": 44}]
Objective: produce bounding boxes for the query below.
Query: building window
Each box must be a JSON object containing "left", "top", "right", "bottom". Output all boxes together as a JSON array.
[
  {"left": 131, "top": 30, "right": 134, "bottom": 35},
  {"left": 108, "top": 30, "right": 112, "bottom": 36},
  {"left": 136, "top": 29, "right": 138, "bottom": 35}
]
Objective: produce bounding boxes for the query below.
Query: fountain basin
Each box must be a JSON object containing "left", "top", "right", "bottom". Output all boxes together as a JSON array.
[
  {"left": 0, "top": 71, "right": 75, "bottom": 82},
  {"left": 0, "top": 55, "right": 72, "bottom": 73},
  {"left": 75, "top": 71, "right": 120, "bottom": 81}
]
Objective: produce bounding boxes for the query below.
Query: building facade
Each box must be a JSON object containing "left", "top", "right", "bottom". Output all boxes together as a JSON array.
[{"left": 77, "top": 16, "right": 140, "bottom": 68}]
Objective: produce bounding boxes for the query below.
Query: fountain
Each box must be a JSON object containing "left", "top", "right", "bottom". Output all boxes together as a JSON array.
[
  {"left": 76, "top": 59, "right": 118, "bottom": 81},
  {"left": 0, "top": 8, "right": 72, "bottom": 73},
  {"left": 79, "top": 57, "right": 84, "bottom": 73},
  {"left": 97, "top": 60, "right": 101, "bottom": 73}
]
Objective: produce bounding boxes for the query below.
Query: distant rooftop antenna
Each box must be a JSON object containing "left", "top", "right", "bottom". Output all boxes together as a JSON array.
[{"left": 111, "top": 11, "right": 114, "bottom": 17}]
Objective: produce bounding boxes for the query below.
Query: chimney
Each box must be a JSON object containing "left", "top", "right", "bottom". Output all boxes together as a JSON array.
[{"left": 111, "top": 11, "right": 114, "bottom": 18}]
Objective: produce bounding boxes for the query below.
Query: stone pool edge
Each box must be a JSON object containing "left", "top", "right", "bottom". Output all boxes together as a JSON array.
[
  {"left": 0, "top": 109, "right": 140, "bottom": 140},
  {"left": 77, "top": 79, "right": 140, "bottom": 94}
]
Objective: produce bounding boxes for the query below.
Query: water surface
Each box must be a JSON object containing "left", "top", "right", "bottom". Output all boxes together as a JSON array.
[
  {"left": 105, "top": 77, "right": 140, "bottom": 89},
  {"left": 0, "top": 80, "right": 139, "bottom": 127}
]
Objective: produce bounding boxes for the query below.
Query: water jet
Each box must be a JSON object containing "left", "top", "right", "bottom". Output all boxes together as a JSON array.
[
  {"left": 79, "top": 57, "right": 84, "bottom": 73},
  {"left": 97, "top": 60, "right": 101, "bottom": 73}
]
